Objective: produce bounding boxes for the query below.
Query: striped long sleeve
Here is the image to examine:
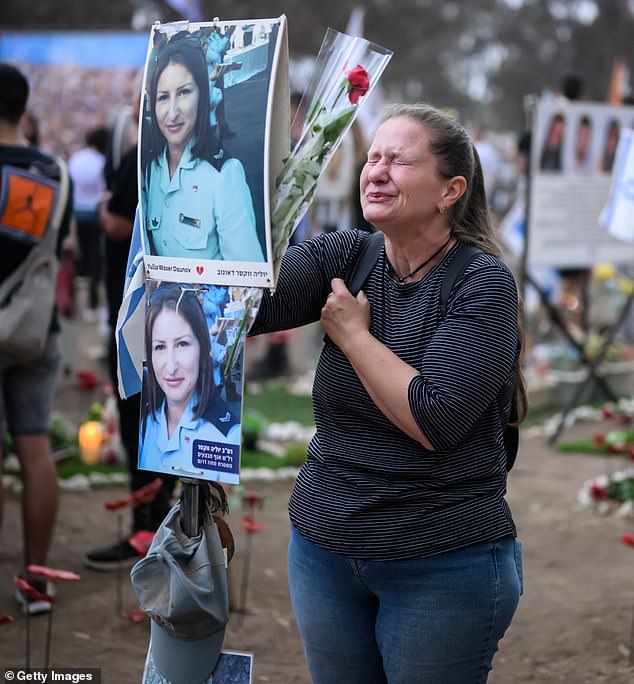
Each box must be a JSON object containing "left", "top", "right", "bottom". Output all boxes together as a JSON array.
[{"left": 250, "top": 230, "right": 519, "bottom": 560}]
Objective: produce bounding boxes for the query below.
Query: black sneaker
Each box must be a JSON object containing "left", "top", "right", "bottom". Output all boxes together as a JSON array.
[
  {"left": 83, "top": 540, "right": 142, "bottom": 572},
  {"left": 15, "top": 576, "right": 55, "bottom": 616}
]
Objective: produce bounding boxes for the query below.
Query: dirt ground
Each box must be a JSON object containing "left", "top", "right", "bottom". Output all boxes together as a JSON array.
[
  {"left": 1, "top": 309, "right": 634, "bottom": 683},
  {"left": 1, "top": 417, "right": 634, "bottom": 683}
]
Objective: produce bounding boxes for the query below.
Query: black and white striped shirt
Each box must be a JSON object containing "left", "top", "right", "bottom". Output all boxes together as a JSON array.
[{"left": 251, "top": 229, "right": 519, "bottom": 560}]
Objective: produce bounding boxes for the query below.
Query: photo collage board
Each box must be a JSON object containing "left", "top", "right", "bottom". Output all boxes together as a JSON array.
[
  {"left": 137, "top": 16, "right": 289, "bottom": 485},
  {"left": 528, "top": 97, "right": 634, "bottom": 268}
]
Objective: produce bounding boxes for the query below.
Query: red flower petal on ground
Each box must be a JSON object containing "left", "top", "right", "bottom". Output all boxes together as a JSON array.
[
  {"left": 346, "top": 64, "right": 370, "bottom": 104},
  {"left": 622, "top": 532, "right": 634, "bottom": 547},
  {"left": 590, "top": 483, "right": 609, "bottom": 500},
  {"left": 26, "top": 565, "right": 80, "bottom": 582},
  {"left": 14, "top": 577, "right": 55, "bottom": 604},
  {"left": 241, "top": 516, "right": 264, "bottom": 534},
  {"left": 0, "top": 614, "right": 14, "bottom": 625},
  {"left": 593, "top": 433, "right": 605, "bottom": 446},
  {"left": 128, "top": 530, "right": 154, "bottom": 556}
]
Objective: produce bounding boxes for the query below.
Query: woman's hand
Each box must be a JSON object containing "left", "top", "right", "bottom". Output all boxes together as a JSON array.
[
  {"left": 322, "top": 277, "right": 432, "bottom": 448},
  {"left": 320, "top": 277, "right": 371, "bottom": 352}
]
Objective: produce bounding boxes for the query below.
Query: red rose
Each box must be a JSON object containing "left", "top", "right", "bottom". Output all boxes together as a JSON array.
[
  {"left": 622, "top": 532, "right": 634, "bottom": 547},
  {"left": 346, "top": 64, "right": 370, "bottom": 104},
  {"left": 590, "top": 483, "right": 608, "bottom": 500}
]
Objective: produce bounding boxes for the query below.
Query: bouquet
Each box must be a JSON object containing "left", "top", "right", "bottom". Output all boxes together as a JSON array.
[{"left": 270, "top": 29, "right": 393, "bottom": 272}]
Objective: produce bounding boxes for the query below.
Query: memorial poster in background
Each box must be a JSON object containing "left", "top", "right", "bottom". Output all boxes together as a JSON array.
[
  {"left": 138, "top": 17, "right": 289, "bottom": 288},
  {"left": 528, "top": 98, "right": 634, "bottom": 268},
  {"left": 137, "top": 279, "right": 261, "bottom": 485}
]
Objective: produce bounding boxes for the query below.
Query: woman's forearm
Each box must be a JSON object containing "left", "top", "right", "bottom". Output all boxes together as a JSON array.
[{"left": 341, "top": 330, "right": 434, "bottom": 450}]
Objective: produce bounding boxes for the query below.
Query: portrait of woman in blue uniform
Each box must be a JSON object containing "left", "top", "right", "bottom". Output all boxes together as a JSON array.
[
  {"left": 139, "top": 283, "right": 241, "bottom": 481},
  {"left": 141, "top": 33, "right": 265, "bottom": 262}
]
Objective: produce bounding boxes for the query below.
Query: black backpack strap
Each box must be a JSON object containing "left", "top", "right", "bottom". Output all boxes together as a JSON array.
[
  {"left": 345, "top": 231, "right": 384, "bottom": 295},
  {"left": 323, "top": 231, "right": 383, "bottom": 346},
  {"left": 439, "top": 243, "right": 482, "bottom": 319}
]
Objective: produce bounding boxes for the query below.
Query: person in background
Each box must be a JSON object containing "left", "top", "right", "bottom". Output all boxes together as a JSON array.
[
  {"left": 250, "top": 102, "right": 526, "bottom": 682},
  {"left": 83, "top": 112, "right": 175, "bottom": 570},
  {"left": 0, "top": 63, "right": 73, "bottom": 613},
  {"left": 68, "top": 126, "right": 109, "bottom": 318}
]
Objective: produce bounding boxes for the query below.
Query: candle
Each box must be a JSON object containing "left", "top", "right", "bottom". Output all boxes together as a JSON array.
[{"left": 78, "top": 421, "right": 103, "bottom": 464}]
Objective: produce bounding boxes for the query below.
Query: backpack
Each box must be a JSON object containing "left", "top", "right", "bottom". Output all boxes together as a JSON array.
[
  {"left": 0, "top": 156, "right": 70, "bottom": 362},
  {"left": 345, "top": 231, "right": 519, "bottom": 471}
]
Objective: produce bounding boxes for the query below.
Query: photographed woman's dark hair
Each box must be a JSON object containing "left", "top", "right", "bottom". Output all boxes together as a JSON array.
[
  {"left": 379, "top": 103, "right": 527, "bottom": 424},
  {"left": 145, "top": 284, "right": 213, "bottom": 421},
  {"left": 144, "top": 32, "right": 223, "bottom": 174}
]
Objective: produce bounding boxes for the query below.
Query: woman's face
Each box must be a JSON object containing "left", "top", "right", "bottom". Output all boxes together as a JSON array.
[
  {"left": 155, "top": 59, "right": 200, "bottom": 152},
  {"left": 151, "top": 307, "right": 200, "bottom": 411},
  {"left": 360, "top": 117, "right": 448, "bottom": 230}
]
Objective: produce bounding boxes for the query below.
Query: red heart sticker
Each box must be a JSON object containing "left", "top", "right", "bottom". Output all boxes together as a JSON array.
[{"left": 196, "top": 266, "right": 204, "bottom": 275}]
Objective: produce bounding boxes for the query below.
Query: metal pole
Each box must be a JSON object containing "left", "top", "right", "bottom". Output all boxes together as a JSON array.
[
  {"left": 519, "top": 93, "right": 537, "bottom": 331},
  {"left": 44, "top": 610, "right": 53, "bottom": 668},
  {"left": 629, "top": 598, "right": 634, "bottom": 667},
  {"left": 180, "top": 478, "right": 202, "bottom": 538},
  {"left": 116, "top": 513, "right": 123, "bottom": 616},
  {"left": 25, "top": 611, "right": 30, "bottom": 669}
]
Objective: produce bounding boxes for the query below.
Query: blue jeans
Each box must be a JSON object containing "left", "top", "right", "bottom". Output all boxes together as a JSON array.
[{"left": 287, "top": 525, "right": 523, "bottom": 684}]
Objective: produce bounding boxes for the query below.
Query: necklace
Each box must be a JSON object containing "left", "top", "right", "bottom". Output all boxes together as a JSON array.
[{"left": 390, "top": 235, "right": 452, "bottom": 284}]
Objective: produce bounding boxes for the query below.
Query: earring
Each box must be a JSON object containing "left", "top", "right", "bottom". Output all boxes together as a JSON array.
[{"left": 439, "top": 205, "right": 446, "bottom": 214}]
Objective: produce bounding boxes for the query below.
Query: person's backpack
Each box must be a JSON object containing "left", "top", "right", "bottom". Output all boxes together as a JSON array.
[
  {"left": 0, "top": 156, "right": 70, "bottom": 362},
  {"left": 345, "top": 231, "right": 519, "bottom": 471}
]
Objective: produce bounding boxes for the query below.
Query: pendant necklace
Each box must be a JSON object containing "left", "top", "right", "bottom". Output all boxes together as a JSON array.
[{"left": 391, "top": 235, "right": 452, "bottom": 284}]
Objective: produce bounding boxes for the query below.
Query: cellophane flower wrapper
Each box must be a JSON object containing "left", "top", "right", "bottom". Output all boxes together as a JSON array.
[
  {"left": 270, "top": 29, "right": 393, "bottom": 275},
  {"left": 222, "top": 286, "right": 263, "bottom": 378}
]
